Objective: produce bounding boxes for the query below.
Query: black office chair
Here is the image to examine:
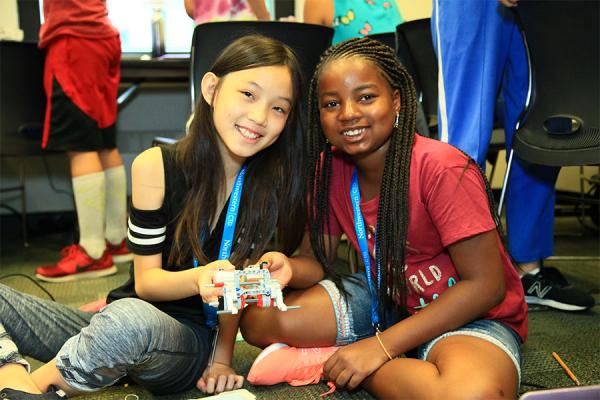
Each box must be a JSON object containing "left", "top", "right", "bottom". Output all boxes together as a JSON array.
[
  {"left": 395, "top": 19, "right": 438, "bottom": 136},
  {"left": 0, "top": 41, "right": 47, "bottom": 246},
  {"left": 498, "top": 0, "right": 600, "bottom": 221},
  {"left": 363, "top": 30, "right": 429, "bottom": 137},
  {"left": 368, "top": 32, "right": 396, "bottom": 51},
  {"left": 189, "top": 21, "right": 333, "bottom": 111},
  {"left": 152, "top": 21, "right": 333, "bottom": 147}
]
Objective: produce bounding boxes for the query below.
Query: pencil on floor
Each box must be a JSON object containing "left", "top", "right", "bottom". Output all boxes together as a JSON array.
[{"left": 551, "top": 351, "right": 581, "bottom": 386}]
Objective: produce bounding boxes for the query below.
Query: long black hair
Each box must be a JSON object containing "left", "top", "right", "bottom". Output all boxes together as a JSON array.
[
  {"left": 306, "top": 37, "right": 501, "bottom": 325},
  {"left": 170, "top": 34, "right": 305, "bottom": 267},
  {"left": 306, "top": 37, "right": 416, "bottom": 322}
]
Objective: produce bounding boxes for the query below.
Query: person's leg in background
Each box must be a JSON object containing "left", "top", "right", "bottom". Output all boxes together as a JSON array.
[
  {"left": 504, "top": 132, "right": 594, "bottom": 311},
  {"left": 96, "top": 34, "right": 130, "bottom": 264},
  {"left": 67, "top": 151, "right": 108, "bottom": 261},
  {"left": 100, "top": 149, "right": 130, "bottom": 264},
  {"left": 432, "top": 0, "right": 507, "bottom": 166},
  {"left": 35, "top": 152, "right": 118, "bottom": 283},
  {"left": 36, "top": 35, "right": 129, "bottom": 282},
  {"left": 36, "top": 155, "right": 117, "bottom": 282},
  {"left": 37, "top": 149, "right": 130, "bottom": 282},
  {"left": 501, "top": 20, "right": 594, "bottom": 311},
  {"left": 434, "top": 0, "right": 594, "bottom": 311},
  {"left": 37, "top": 148, "right": 129, "bottom": 283}
]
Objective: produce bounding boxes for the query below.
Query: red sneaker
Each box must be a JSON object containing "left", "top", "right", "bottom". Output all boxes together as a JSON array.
[
  {"left": 36, "top": 244, "right": 117, "bottom": 282},
  {"left": 248, "top": 343, "right": 338, "bottom": 389},
  {"left": 106, "top": 239, "right": 133, "bottom": 263}
]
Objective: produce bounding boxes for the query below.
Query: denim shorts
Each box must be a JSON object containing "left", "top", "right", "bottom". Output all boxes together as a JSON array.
[{"left": 319, "top": 273, "right": 522, "bottom": 381}]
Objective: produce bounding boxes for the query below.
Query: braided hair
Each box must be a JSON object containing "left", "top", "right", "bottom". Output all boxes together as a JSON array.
[
  {"left": 306, "top": 37, "right": 418, "bottom": 324},
  {"left": 307, "top": 38, "right": 507, "bottom": 324}
]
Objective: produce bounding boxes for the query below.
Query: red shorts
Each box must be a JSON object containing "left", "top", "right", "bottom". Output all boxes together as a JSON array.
[{"left": 42, "top": 35, "right": 121, "bottom": 151}]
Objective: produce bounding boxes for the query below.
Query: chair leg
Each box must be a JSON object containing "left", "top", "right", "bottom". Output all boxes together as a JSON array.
[
  {"left": 497, "top": 149, "right": 515, "bottom": 217},
  {"left": 0, "top": 156, "right": 28, "bottom": 247},
  {"left": 347, "top": 241, "right": 359, "bottom": 274},
  {"left": 18, "top": 157, "right": 29, "bottom": 247}
]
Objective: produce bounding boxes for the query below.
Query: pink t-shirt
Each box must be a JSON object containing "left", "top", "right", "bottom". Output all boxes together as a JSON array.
[
  {"left": 192, "top": 0, "right": 257, "bottom": 24},
  {"left": 326, "top": 134, "right": 528, "bottom": 342},
  {"left": 39, "top": 0, "right": 118, "bottom": 49}
]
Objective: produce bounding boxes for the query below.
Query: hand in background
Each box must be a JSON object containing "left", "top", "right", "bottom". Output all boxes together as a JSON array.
[
  {"left": 258, "top": 251, "right": 292, "bottom": 288},
  {"left": 197, "top": 362, "right": 244, "bottom": 394},
  {"left": 197, "top": 260, "right": 236, "bottom": 304},
  {"left": 498, "top": 0, "right": 519, "bottom": 7}
]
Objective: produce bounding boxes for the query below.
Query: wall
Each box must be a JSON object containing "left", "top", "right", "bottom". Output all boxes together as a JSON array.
[{"left": 396, "top": 0, "right": 432, "bottom": 21}]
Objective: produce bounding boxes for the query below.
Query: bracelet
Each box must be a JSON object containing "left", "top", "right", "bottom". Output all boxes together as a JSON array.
[{"left": 375, "top": 330, "right": 393, "bottom": 360}]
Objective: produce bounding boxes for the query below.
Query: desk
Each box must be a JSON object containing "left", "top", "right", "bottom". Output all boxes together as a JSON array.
[
  {"left": 120, "top": 55, "right": 190, "bottom": 83},
  {"left": 119, "top": 55, "right": 190, "bottom": 106}
]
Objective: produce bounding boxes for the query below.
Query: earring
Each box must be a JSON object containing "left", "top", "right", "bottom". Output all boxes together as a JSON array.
[{"left": 394, "top": 112, "right": 400, "bottom": 128}]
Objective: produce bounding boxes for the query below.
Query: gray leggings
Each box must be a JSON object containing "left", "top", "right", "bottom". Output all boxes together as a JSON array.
[{"left": 0, "top": 284, "right": 212, "bottom": 394}]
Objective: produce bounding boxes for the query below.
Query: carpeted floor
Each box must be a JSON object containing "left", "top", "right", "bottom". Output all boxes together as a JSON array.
[{"left": 0, "top": 215, "right": 598, "bottom": 399}]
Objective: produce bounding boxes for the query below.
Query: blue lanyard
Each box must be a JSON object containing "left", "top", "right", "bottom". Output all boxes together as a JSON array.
[
  {"left": 218, "top": 164, "right": 246, "bottom": 260},
  {"left": 193, "top": 164, "right": 247, "bottom": 267},
  {"left": 350, "top": 169, "right": 380, "bottom": 330},
  {"left": 194, "top": 164, "right": 246, "bottom": 327}
]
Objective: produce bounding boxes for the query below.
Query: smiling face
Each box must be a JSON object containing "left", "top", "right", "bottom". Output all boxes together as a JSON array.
[
  {"left": 202, "top": 65, "right": 293, "bottom": 164},
  {"left": 318, "top": 57, "right": 400, "bottom": 160}
]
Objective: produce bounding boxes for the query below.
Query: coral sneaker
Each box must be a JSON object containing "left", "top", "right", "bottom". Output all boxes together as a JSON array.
[
  {"left": 78, "top": 298, "right": 108, "bottom": 312},
  {"left": 248, "top": 343, "right": 338, "bottom": 387},
  {"left": 106, "top": 239, "right": 133, "bottom": 263},
  {"left": 36, "top": 244, "right": 117, "bottom": 283}
]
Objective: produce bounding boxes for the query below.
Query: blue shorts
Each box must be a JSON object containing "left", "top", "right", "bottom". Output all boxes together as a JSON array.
[{"left": 318, "top": 273, "right": 522, "bottom": 381}]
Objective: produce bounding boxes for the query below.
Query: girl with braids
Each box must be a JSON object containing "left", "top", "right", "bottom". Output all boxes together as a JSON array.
[
  {"left": 0, "top": 35, "right": 305, "bottom": 398},
  {"left": 241, "top": 37, "right": 527, "bottom": 398}
]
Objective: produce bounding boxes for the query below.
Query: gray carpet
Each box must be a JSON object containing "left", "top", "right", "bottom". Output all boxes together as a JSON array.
[{"left": 1, "top": 216, "right": 598, "bottom": 399}]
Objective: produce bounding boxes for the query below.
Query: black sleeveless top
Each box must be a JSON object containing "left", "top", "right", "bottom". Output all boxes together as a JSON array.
[{"left": 107, "top": 145, "right": 227, "bottom": 325}]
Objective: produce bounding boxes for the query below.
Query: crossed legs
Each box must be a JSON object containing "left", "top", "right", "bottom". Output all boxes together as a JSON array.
[{"left": 240, "top": 284, "right": 519, "bottom": 399}]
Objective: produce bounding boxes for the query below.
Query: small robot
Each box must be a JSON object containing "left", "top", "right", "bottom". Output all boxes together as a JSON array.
[{"left": 208, "top": 262, "right": 299, "bottom": 314}]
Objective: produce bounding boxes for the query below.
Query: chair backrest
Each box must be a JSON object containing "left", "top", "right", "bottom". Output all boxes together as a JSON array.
[
  {"left": 366, "top": 30, "right": 431, "bottom": 138},
  {"left": 395, "top": 19, "right": 438, "bottom": 120},
  {"left": 512, "top": 0, "right": 599, "bottom": 166},
  {"left": 189, "top": 21, "right": 333, "bottom": 111},
  {"left": 368, "top": 32, "right": 396, "bottom": 51}
]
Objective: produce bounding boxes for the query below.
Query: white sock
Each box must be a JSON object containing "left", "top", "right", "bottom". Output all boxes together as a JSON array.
[
  {"left": 527, "top": 267, "right": 541, "bottom": 276},
  {"left": 72, "top": 172, "right": 106, "bottom": 259},
  {"left": 104, "top": 165, "right": 127, "bottom": 246}
]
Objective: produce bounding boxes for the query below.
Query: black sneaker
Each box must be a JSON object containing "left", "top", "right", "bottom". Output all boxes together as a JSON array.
[
  {"left": 538, "top": 265, "right": 570, "bottom": 287},
  {"left": 521, "top": 268, "right": 595, "bottom": 311},
  {"left": 0, "top": 387, "right": 67, "bottom": 400}
]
